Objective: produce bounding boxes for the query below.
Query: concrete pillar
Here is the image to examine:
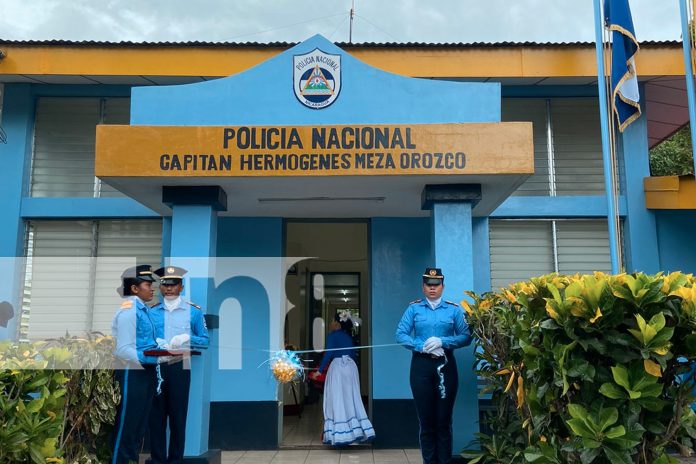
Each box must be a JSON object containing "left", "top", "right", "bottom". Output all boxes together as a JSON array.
[
  {"left": 620, "top": 95, "right": 660, "bottom": 273},
  {"left": 163, "top": 186, "right": 226, "bottom": 457},
  {"left": 0, "top": 84, "right": 34, "bottom": 341},
  {"left": 423, "top": 184, "right": 481, "bottom": 455}
]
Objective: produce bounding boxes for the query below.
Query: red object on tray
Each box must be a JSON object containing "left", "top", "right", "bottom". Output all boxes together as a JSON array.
[
  {"left": 144, "top": 349, "right": 201, "bottom": 356},
  {"left": 309, "top": 371, "right": 326, "bottom": 392}
]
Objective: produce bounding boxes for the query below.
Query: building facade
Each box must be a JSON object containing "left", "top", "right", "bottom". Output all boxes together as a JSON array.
[{"left": 0, "top": 35, "right": 695, "bottom": 458}]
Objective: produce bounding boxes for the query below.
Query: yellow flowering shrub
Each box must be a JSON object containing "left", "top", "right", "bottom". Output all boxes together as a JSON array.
[{"left": 463, "top": 272, "right": 696, "bottom": 464}]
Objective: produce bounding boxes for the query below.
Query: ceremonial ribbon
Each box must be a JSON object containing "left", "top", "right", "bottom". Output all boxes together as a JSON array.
[
  {"left": 436, "top": 356, "right": 448, "bottom": 399},
  {"left": 155, "top": 363, "right": 164, "bottom": 395}
]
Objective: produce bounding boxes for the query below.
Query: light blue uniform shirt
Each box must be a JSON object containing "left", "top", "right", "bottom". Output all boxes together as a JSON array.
[
  {"left": 111, "top": 296, "right": 159, "bottom": 365},
  {"left": 395, "top": 298, "right": 472, "bottom": 352},
  {"left": 149, "top": 297, "right": 210, "bottom": 348}
]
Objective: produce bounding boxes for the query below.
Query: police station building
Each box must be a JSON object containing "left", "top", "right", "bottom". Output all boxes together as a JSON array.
[{"left": 1, "top": 35, "right": 695, "bottom": 458}]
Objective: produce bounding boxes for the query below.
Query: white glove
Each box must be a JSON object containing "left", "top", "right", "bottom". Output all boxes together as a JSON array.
[
  {"left": 430, "top": 347, "right": 445, "bottom": 357},
  {"left": 423, "top": 336, "right": 443, "bottom": 353},
  {"left": 169, "top": 333, "right": 190, "bottom": 348},
  {"left": 157, "top": 356, "right": 172, "bottom": 364}
]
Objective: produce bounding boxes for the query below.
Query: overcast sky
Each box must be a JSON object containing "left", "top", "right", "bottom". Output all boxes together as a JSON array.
[{"left": 0, "top": 0, "right": 683, "bottom": 44}]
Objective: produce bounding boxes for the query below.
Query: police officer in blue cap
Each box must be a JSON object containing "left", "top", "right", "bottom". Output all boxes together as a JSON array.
[
  {"left": 395, "top": 268, "right": 472, "bottom": 464},
  {"left": 111, "top": 264, "right": 164, "bottom": 464},
  {"left": 148, "top": 266, "right": 209, "bottom": 464}
]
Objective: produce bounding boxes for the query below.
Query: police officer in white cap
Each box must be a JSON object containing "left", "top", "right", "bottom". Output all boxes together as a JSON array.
[{"left": 148, "top": 266, "right": 209, "bottom": 464}]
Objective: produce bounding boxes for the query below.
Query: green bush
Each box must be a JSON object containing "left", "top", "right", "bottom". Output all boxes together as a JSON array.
[
  {"left": 0, "top": 335, "right": 120, "bottom": 464},
  {"left": 650, "top": 125, "right": 694, "bottom": 177},
  {"left": 0, "top": 343, "right": 69, "bottom": 463},
  {"left": 462, "top": 272, "right": 696, "bottom": 464}
]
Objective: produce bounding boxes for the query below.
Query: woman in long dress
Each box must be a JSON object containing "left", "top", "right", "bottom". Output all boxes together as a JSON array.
[{"left": 313, "top": 311, "right": 375, "bottom": 446}]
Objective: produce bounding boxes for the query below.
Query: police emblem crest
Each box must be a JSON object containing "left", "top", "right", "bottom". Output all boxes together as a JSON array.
[{"left": 293, "top": 48, "right": 341, "bottom": 109}]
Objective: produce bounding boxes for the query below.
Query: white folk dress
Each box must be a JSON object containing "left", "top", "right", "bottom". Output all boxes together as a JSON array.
[{"left": 322, "top": 354, "right": 375, "bottom": 445}]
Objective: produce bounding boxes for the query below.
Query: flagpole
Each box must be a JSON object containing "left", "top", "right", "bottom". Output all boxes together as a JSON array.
[
  {"left": 604, "top": 15, "right": 624, "bottom": 270},
  {"left": 679, "top": 0, "right": 696, "bottom": 177},
  {"left": 593, "top": 0, "right": 621, "bottom": 274}
]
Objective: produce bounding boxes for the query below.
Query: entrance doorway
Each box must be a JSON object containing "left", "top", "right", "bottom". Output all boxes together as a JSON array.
[{"left": 282, "top": 221, "right": 370, "bottom": 447}]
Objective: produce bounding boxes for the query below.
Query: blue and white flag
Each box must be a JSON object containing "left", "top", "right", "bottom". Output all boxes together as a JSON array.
[{"left": 604, "top": 0, "right": 641, "bottom": 132}]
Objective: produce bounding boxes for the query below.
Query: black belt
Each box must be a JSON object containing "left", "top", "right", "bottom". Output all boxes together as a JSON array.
[
  {"left": 114, "top": 360, "right": 156, "bottom": 370},
  {"left": 413, "top": 350, "right": 452, "bottom": 359}
]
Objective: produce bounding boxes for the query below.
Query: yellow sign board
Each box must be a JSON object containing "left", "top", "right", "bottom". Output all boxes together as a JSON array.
[{"left": 95, "top": 123, "right": 533, "bottom": 177}]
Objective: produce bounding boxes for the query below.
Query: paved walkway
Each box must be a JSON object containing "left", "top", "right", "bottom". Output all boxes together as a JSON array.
[{"left": 220, "top": 449, "right": 423, "bottom": 464}]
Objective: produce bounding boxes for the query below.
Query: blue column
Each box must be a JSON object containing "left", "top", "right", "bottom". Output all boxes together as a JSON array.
[
  {"left": 430, "top": 201, "right": 479, "bottom": 454},
  {"left": 0, "top": 84, "right": 34, "bottom": 341},
  {"left": 620, "top": 96, "right": 660, "bottom": 273},
  {"left": 168, "top": 199, "right": 220, "bottom": 456},
  {"left": 472, "top": 217, "right": 491, "bottom": 294},
  {"left": 423, "top": 183, "right": 481, "bottom": 455}
]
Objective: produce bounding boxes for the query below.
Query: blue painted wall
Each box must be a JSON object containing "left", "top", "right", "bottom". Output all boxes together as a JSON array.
[
  {"left": 210, "top": 217, "right": 283, "bottom": 402},
  {"left": 371, "top": 217, "right": 431, "bottom": 399},
  {"left": 492, "top": 195, "right": 627, "bottom": 218},
  {"left": 655, "top": 210, "right": 696, "bottom": 274},
  {"left": 21, "top": 198, "right": 158, "bottom": 218},
  {"left": 619, "top": 97, "right": 660, "bottom": 273},
  {"left": 0, "top": 84, "right": 34, "bottom": 340},
  {"left": 472, "top": 217, "right": 491, "bottom": 293},
  {"left": 131, "top": 35, "right": 500, "bottom": 126}
]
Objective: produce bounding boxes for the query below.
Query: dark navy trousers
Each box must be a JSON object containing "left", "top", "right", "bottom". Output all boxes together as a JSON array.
[
  {"left": 410, "top": 351, "right": 458, "bottom": 464},
  {"left": 148, "top": 361, "right": 191, "bottom": 464},
  {"left": 112, "top": 365, "right": 156, "bottom": 464}
]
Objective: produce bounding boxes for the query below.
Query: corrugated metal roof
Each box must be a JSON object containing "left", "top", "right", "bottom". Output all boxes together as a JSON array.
[{"left": 0, "top": 39, "right": 682, "bottom": 48}]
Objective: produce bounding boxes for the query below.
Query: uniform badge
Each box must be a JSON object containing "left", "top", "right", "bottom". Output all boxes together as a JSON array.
[
  {"left": 120, "top": 300, "right": 133, "bottom": 310},
  {"left": 429, "top": 270, "right": 437, "bottom": 276},
  {"left": 293, "top": 48, "right": 341, "bottom": 109},
  {"left": 167, "top": 267, "right": 175, "bottom": 275}
]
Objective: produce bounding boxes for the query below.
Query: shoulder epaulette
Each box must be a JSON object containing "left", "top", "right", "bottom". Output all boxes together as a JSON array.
[
  {"left": 120, "top": 300, "right": 133, "bottom": 310},
  {"left": 445, "top": 300, "right": 459, "bottom": 307},
  {"left": 410, "top": 299, "right": 422, "bottom": 305},
  {"left": 188, "top": 301, "right": 201, "bottom": 310}
]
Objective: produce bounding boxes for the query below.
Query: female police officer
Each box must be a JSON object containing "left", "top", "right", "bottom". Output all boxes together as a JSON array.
[
  {"left": 395, "top": 268, "right": 472, "bottom": 464},
  {"left": 111, "top": 264, "right": 162, "bottom": 464}
]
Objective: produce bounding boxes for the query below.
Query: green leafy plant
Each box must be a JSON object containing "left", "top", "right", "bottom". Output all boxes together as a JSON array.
[
  {"left": 463, "top": 272, "right": 696, "bottom": 463},
  {"left": 57, "top": 334, "right": 120, "bottom": 464},
  {"left": 0, "top": 342, "right": 69, "bottom": 463},
  {"left": 0, "top": 334, "right": 120, "bottom": 464},
  {"left": 650, "top": 124, "right": 694, "bottom": 177}
]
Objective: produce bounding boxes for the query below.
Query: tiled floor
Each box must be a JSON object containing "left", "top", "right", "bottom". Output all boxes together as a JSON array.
[
  {"left": 141, "top": 403, "right": 424, "bottom": 463},
  {"left": 220, "top": 449, "right": 423, "bottom": 463},
  {"left": 282, "top": 402, "right": 325, "bottom": 447}
]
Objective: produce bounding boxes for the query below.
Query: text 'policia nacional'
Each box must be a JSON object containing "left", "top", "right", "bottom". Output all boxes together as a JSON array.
[{"left": 158, "top": 126, "right": 467, "bottom": 172}]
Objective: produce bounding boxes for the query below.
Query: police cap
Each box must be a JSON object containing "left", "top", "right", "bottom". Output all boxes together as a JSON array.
[
  {"left": 121, "top": 264, "right": 156, "bottom": 284},
  {"left": 422, "top": 267, "right": 444, "bottom": 285},
  {"left": 154, "top": 266, "right": 187, "bottom": 285},
  {"left": 0, "top": 301, "right": 14, "bottom": 328}
]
